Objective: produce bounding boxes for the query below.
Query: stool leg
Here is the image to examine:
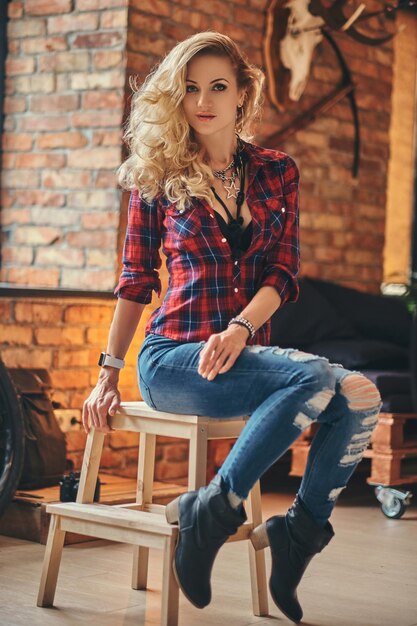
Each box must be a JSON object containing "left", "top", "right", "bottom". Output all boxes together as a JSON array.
[
  {"left": 188, "top": 423, "right": 208, "bottom": 490},
  {"left": 37, "top": 514, "right": 66, "bottom": 607},
  {"left": 132, "top": 433, "right": 156, "bottom": 590},
  {"left": 76, "top": 429, "right": 105, "bottom": 503},
  {"left": 161, "top": 534, "right": 179, "bottom": 626},
  {"left": 246, "top": 481, "right": 269, "bottom": 616}
]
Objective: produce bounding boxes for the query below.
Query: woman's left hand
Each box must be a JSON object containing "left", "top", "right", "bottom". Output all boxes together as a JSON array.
[{"left": 198, "top": 325, "right": 249, "bottom": 380}]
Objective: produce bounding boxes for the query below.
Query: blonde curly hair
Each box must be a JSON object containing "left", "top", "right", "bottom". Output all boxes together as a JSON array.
[{"left": 117, "top": 31, "right": 265, "bottom": 211}]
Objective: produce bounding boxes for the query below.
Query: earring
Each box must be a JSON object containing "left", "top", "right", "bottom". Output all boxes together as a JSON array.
[{"left": 236, "top": 104, "right": 244, "bottom": 134}]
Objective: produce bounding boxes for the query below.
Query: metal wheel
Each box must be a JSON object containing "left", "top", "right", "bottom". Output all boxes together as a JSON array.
[
  {"left": 380, "top": 497, "right": 406, "bottom": 519},
  {"left": 374, "top": 486, "right": 412, "bottom": 520}
]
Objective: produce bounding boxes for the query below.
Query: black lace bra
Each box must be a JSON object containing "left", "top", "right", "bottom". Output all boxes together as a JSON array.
[{"left": 214, "top": 210, "right": 253, "bottom": 254}]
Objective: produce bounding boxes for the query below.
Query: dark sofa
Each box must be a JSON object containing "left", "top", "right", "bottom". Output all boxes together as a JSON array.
[{"left": 269, "top": 277, "right": 416, "bottom": 413}]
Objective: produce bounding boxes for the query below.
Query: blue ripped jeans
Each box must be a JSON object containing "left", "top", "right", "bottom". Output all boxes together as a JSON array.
[{"left": 138, "top": 332, "right": 382, "bottom": 524}]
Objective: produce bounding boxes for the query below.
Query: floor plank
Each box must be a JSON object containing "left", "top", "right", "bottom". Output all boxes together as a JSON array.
[{"left": 0, "top": 471, "right": 416, "bottom": 626}]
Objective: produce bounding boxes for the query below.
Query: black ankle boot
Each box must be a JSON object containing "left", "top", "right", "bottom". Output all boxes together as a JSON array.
[
  {"left": 165, "top": 474, "right": 246, "bottom": 608},
  {"left": 251, "top": 496, "right": 334, "bottom": 623}
]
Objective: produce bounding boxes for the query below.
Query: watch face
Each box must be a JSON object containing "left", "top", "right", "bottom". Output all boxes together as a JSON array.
[{"left": 98, "top": 353, "right": 106, "bottom": 366}]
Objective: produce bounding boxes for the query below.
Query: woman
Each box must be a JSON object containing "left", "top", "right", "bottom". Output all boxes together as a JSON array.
[{"left": 83, "top": 32, "right": 382, "bottom": 623}]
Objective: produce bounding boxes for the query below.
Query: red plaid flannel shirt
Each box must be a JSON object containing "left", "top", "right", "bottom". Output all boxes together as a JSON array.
[{"left": 114, "top": 140, "right": 300, "bottom": 345}]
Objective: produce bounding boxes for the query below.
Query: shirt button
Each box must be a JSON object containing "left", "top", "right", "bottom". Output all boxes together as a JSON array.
[
  {"left": 234, "top": 287, "right": 239, "bottom": 293},
  {"left": 210, "top": 213, "right": 215, "bottom": 218},
  {"left": 281, "top": 207, "right": 286, "bottom": 213},
  {"left": 234, "top": 260, "right": 238, "bottom": 265},
  {"left": 221, "top": 237, "right": 227, "bottom": 243}
]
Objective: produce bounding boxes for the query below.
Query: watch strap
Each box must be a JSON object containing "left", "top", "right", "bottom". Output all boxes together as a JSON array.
[{"left": 98, "top": 352, "right": 125, "bottom": 369}]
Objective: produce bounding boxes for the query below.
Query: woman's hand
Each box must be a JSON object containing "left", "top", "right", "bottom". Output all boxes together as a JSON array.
[
  {"left": 198, "top": 325, "right": 249, "bottom": 381},
  {"left": 82, "top": 369, "right": 121, "bottom": 434}
]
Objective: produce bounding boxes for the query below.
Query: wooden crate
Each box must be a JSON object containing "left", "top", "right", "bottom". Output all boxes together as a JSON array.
[
  {"left": 0, "top": 472, "right": 186, "bottom": 545},
  {"left": 290, "top": 412, "right": 417, "bottom": 487}
]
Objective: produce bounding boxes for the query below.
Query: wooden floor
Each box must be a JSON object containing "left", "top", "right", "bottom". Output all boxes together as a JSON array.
[{"left": 1, "top": 469, "right": 416, "bottom": 626}]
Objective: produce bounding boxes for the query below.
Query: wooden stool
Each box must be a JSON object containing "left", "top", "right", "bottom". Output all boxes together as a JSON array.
[{"left": 37, "top": 401, "right": 269, "bottom": 626}]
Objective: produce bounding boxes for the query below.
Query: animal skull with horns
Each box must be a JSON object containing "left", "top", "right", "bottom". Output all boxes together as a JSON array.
[{"left": 265, "top": 0, "right": 400, "bottom": 108}]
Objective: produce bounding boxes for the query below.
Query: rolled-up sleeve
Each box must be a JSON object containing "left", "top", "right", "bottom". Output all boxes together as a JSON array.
[
  {"left": 114, "top": 189, "right": 162, "bottom": 304},
  {"left": 260, "top": 156, "right": 300, "bottom": 305}
]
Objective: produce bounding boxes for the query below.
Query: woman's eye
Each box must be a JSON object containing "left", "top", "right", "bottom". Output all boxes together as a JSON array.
[
  {"left": 213, "top": 83, "right": 227, "bottom": 91},
  {"left": 186, "top": 85, "right": 197, "bottom": 93}
]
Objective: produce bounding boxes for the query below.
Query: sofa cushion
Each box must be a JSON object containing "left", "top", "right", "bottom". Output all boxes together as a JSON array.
[
  {"left": 307, "top": 277, "right": 412, "bottom": 347},
  {"left": 306, "top": 339, "right": 409, "bottom": 370},
  {"left": 270, "top": 279, "right": 357, "bottom": 348},
  {"left": 362, "top": 370, "right": 411, "bottom": 395}
]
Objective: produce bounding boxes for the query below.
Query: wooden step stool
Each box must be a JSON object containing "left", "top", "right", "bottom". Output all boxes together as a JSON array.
[{"left": 37, "top": 401, "right": 268, "bottom": 626}]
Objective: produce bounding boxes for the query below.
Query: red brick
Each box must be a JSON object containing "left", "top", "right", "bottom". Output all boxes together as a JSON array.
[
  {"left": 7, "top": 267, "right": 60, "bottom": 287},
  {"left": 67, "top": 147, "right": 121, "bottom": 169},
  {"left": 126, "top": 52, "right": 152, "bottom": 74},
  {"left": 20, "top": 115, "right": 69, "bottom": 131},
  {"left": 35, "top": 247, "right": 85, "bottom": 267},
  {"left": 155, "top": 460, "right": 188, "bottom": 481},
  {"left": 67, "top": 190, "right": 117, "bottom": 209},
  {"left": 30, "top": 93, "right": 79, "bottom": 113},
  {"left": 15, "top": 74, "right": 55, "bottom": 94},
  {"left": 21, "top": 36, "right": 68, "bottom": 54},
  {"left": 77, "top": 0, "right": 128, "bottom": 9},
  {"left": 109, "top": 431, "right": 139, "bottom": 450},
  {"left": 82, "top": 212, "right": 119, "bottom": 229},
  {"left": 96, "top": 171, "right": 116, "bottom": 187},
  {"left": 0, "top": 324, "right": 32, "bottom": 345},
  {"left": 0, "top": 301, "right": 12, "bottom": 322},
  {"left": 42, "top": 170, "right": 91, "bottom": 189},
  {"left": 129, "top": 12, "right": 162, "bottom": 33},
  {"left": 37, "top": 132, "right": 88, "bottom": 149},
  {"left": 71, "top": 110, "right": 123, "bottom": 128},
  {"left": 127, "top": 32, "right": 167, "bottom": 57},
  {"left": 26, "top": 0, "right": 72, "bottom": 15},
  {"left": 3, "top": 96, "right": 26, "bottom": 113},
  {"left": 38, "top": 51, "right": 90, "bottom": 72},
  {"left": 170, "top": 8, "right": 211, "bottom": 29},
  {"left": 35, "top": 326, "right": 85, "bottom": 346},
  {"left": 2, "top": 246, "right": 34, "bottom": 265},
  {"left": 8, "top": 19, "right": 46, "bottom": 38},
  {"left": 92, "top": 50, "right": 124, "bottom": 70},
  {"left": 0, "top": 348, "right": 52, "bottom": 369},
  {"left": 66, "top": 230, "right": 116, "bottom": 248},
  {"left": 73, "top": 31, "right": 124, "bottom": 49},
  {"left": 92, "top": 130, "right": 122, "bottom": 146},
  {"left": 56, "top": 349, "right": 91, "bottom": 368},
  {"left": 51, "top": 369, "right": 91, "bottom": 389},
  {"left": 65, "top": 305, "right": 113, "bottom": 325},
  {"left": 2, "top": 133, "right": 33, "bottom": 151},
  {"left": 66, "top": 430, "right": 88, "bottom": 452},
  {"left": 0, "top": 208, "right": 31, "bottom": 225},
  {"left": 47, "top": 12, "right": 99, "bottom": 35},
  {"left": 86, "top": 327, "right": 112, "bottom": 344},
  {"left": 83, "top": 90, "right": 122, "bottom": 110},
  {"left": 132, "top": 0, "right": 170, "bottom": 16},
  {"left": 100, "top": 10, "right": 127, "bottom": 29},
  {"left": 8, "top": 2, "right": 23, "bottom": 18},
  {"left": 87, "top": 249, "right": 115, "bottom": 267},
  {"left": 31, "top": 207, "right": 80, "bottom": 226},
  {"left": 70, "top": 71, "right": 125, "bottom": 90},
  {"left": 61, "top": 269, "right": 116, "bottom": 290},
  {"left": 15, "top": 153, "right": 66, "bottom": 169},
  {"left": 2, "top": 169, "right": 40, "bottom": 188},
  {"left": 163, "top": 443, "right": 188, "bottom": 463},
  {"left": 14, "top": 226, "right": 62, "bottom": 245},
  {"left": 15, "top": 302, "right": 63, "bottom": 324},
  {"left": 5, "top": 57, "right": 35, "bottom": 75}
]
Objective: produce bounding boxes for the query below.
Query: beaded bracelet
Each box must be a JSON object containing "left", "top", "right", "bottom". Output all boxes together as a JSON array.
[{"left": 227, "top": 316, "right": 256, "bottom": 340}]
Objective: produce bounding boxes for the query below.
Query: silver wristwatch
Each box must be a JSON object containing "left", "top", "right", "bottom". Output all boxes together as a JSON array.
[{"left": 98, "top": 352, "right": 125, "bottom": 369}]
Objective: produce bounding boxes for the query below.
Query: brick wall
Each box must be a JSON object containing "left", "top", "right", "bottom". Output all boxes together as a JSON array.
[
  {"left": 1, "top": 0, "right": 400, "bottom": 482},
  {"left": 2, "top": 0, "right": 128, "bottom": 290}
]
